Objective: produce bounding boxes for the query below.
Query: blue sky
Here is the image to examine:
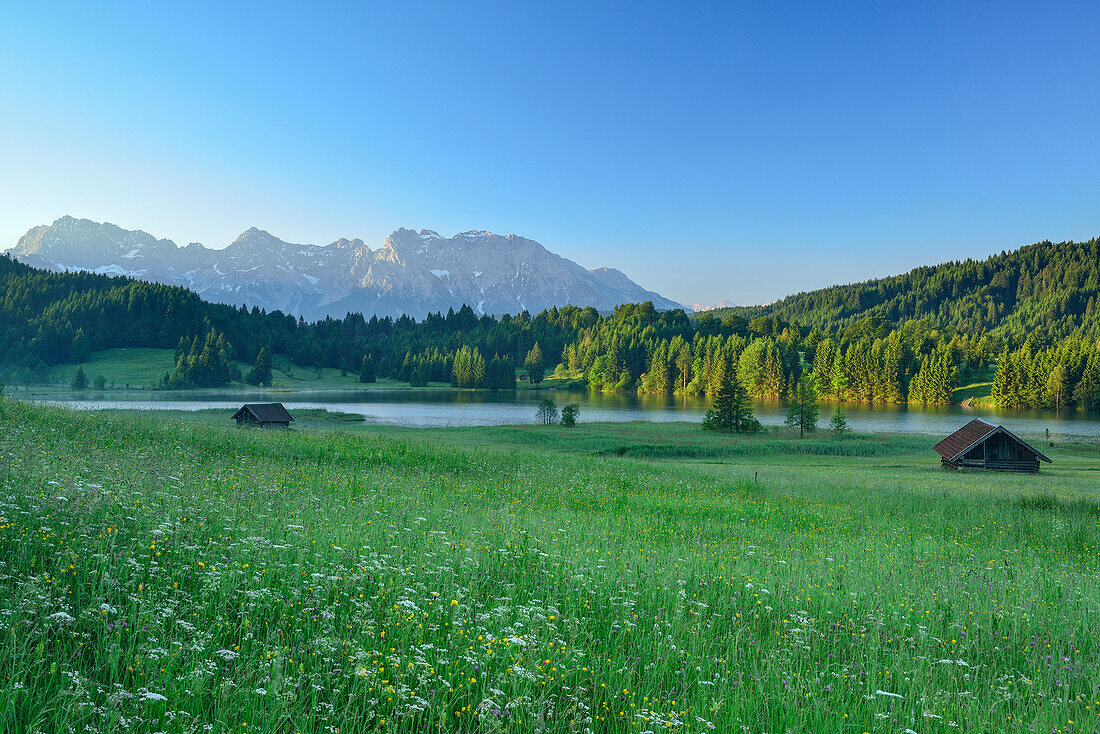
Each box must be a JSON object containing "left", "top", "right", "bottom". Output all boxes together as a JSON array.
[{"left": 2, "top": 2, "right": 1098, "bottom": 306}]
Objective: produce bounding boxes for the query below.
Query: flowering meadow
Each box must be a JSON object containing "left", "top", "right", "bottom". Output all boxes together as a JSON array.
[{"left": 0, "top": 400, "right": 1098, "bottom": 733}]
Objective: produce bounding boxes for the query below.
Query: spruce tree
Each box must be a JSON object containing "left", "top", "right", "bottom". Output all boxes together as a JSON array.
[
  {"left": 359, "top": 354, "right": 376, "bottom": 383},
  {"left": 882, "top": 335, "right": 905, "bottom": 402},
  {"left": 703, "top": 367, "right": 759, "bottom": 433},
  {"left": 1073, "top": 353, "right": 1100, "bottom": 410},
  {"left": 831, "top": 352, "right": 849, "bottom": 401},
  {"left": 784, "top": 373, "right": 819, "bottom": 437},
  {"left": 829, "top": 404, "right": 849, "bottom": 436},
  {"left": 410, "top": 361, "right": 429, "bottom": 387},
  {"left": 812, "top": 340, "right": 835, "bottom": 389},
  {"left": 468, "top": 347, "right": 486, "bottom": 388},
  {"left": 245, "top": 347, "right": 272, "bottom": 386},
  {"left": 525, "top": 343, "right": 545, "bottom": 387},
  {"left": 69, "top": 330, "right": 93, "bottom": 363},
  {"left": 71, "top": 365, "right": 88, "bottom": 391},
  {"left": 486, "top": 355, "right": 516, "bottom": 390}
]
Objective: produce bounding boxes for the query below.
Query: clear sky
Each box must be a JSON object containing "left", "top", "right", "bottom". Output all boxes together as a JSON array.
[{"left": 2, "top": 2, "right": 1098, "bottom": 307}]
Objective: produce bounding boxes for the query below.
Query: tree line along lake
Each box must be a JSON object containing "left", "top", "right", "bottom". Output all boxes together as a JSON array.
[{"left": 35, "top": 387, "right": 1100, "bottom": 440}]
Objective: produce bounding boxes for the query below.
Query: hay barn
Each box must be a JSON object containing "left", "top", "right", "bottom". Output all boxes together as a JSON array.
[
  {"left": 232, "top": 403, "right": 294, "bottom": 428},
  {"left": 933, "top": 418, "right": 1051, "bottom": 473}
]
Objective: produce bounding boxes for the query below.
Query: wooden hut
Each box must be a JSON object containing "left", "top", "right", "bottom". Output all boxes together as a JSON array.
[
  {"left": 232, "top": 403, "right": 294, "bottom": 428},
  {"left": 933, "top": 418, "right": 1051, "bottom": 473}
]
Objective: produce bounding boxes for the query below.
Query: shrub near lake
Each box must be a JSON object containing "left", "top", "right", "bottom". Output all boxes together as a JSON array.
[{"left": 0, "top": 399, "right": 1098, "bottom": 733}]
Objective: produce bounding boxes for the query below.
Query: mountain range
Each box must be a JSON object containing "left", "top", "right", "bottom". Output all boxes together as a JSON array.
[
  {"left": 692, "top": 299, "right": 738, "bottom": 312},
  {"left": 7, "top": 216, "right": 684, "bottom": 319}
]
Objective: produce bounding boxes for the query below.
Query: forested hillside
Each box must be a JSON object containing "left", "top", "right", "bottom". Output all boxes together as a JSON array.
[
  {"left": 0, "top": 254, "right": 578, "bottom": 389},
  {"left": 721, "top": 238, "right": 1100, "bottom": 342},
  {"left": 4, "top": 238, "right": 1100, "bottom": 410}
]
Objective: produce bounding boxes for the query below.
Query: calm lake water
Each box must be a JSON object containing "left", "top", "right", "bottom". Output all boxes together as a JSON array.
[{"left": 39, "top": 388, "right": 1100, "bottom": 441}]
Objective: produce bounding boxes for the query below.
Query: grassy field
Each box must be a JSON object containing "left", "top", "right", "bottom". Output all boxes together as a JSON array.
[
  {"left": 31, "top": 348, "right": 391, "bottom": 394},
  {"left": 0, "top": 400, "right": 1097, "bottom": 733},
  {"left": 952, "top": 365, "right": 998, "bottom": 408},
  {"left": 13, "top": 347, "right": 574, "bottom": 398}
]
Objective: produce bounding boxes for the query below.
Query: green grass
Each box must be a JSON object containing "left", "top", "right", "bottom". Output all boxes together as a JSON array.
[
  {"left": 952, "top": 364, "right": 998, "bottom": 407},
  {"left": 364, "top": 421, "right": 938, "bottom": 462},
  {"left": 0, "top": 398, "right": 1097, "bottom": 733},
  {"left": 18, "top": 348, "right": 447, "bottom": 396},
  {"left": 17, "top": 347, "right": 568, "bottom": 397},
  {"left": 45, "top": 347, "right": 177, "bottom": 389},
  {"left": 106, "top": 407, "right": 369, "bottom": 430}
]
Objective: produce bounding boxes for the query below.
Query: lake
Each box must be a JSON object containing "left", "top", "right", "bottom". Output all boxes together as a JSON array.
[{"left": 38, "top": 388, "right": 1100, "bottom": 440}]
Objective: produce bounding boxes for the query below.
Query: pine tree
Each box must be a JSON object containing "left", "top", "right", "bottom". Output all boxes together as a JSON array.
[
  {"left": 69, "top": 330, "right": 93, "bottom": 363},
  {"left": 525, "top": 343, "right": 545, "bottom": 387},
  {"left": 908, "top": 349, "right": 957, "bottom": 405},
  {"left": 359, "top": 354, "right": 376, "bottom": 383},
  {"left": 161, "top": 329, "right": 241, "bottom": 388},
  {"left": 881, "top": 334, "right": 905, "bottom": 402},
  {"left": 71, "top": 365, "right": 88, "bottom": 391},
  {"left": 451, "top": 346, "right": 486, "bottom": 388},
  {"left": 785, "top": 373, "right": 819, "bottom": 437},
  {"left": 245, "top": 347, "right": 272, "bottom": 386},
  {"left": 828, "top": 404, "right": 849, "bottom": 436},
  {"left": 468, "top": 347, "right": 486, "bottom": 388},
  {"left": 486, "top": 355, "right": 516, "bottom": 390},
  {"left": 831, "top": 352, "right": 849, "bottom": 401},
  {"left": 812, "top": 340, "right": 835, "bottom": 391},
  {"left": 1073, "top": 353, "right": 1100, "bottom": 410},
  {"left": 991, "top": 350, "right": 1018, "bottom": 407},
  {"left": 451, "top": 347, "right": 467, "bottom": 387},
  {"left": 644, "top": 341, "right": 673, "bottom": 394},
  {"left": 738, "top": 339, "right": 786, "bottom": 398},
  {"left": 703, "top": 368, "right": 760, "bottom": 433},
  {"left": 410, "top": 361, "right": 429, "bottom": 387},
  {"left": 707, "top": 348, "right": 730, "bottom": 395}
]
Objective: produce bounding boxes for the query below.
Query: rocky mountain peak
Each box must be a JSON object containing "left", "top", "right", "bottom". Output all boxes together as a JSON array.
[
  {"left": 328, "top": 237, "right": 367, "bottom": 251},
  {"left": 7, "top": 217, "right": 687, "bottom": 319},
  {"left": 231, "top": 227, "right": 282, "bottom": 246}
]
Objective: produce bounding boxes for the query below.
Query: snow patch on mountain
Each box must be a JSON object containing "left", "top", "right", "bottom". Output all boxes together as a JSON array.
[{"left": 8, "top": 216, "right": 687, "bottom": 319}]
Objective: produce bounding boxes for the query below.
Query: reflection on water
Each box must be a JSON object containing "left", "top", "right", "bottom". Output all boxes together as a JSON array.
[{"left": 39, "top": 388, "right": 1100, "bottom": 440}]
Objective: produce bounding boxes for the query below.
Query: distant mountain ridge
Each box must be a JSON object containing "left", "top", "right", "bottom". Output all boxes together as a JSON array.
[
  {"left": 692, "top": 299, "right": 738, "bottom": 312},
  {"left": 8, "top": 216, "right": 685, "bottom": 319}
]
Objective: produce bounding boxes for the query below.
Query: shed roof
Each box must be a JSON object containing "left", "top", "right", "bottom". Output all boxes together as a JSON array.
[
  {"left": 232, "top": 403, "right": 294, "bottom": 423},
  {"left": 933, "top": 419, "right": 997, "bottom": 460},
  {"left": 933, "top": 418, "right": 1051, "bottom": 462}
]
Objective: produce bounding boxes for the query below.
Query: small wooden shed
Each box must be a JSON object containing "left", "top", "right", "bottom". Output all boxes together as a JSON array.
[
  {"left": 933, "top": 418, "right": 1051, "bottom": 473},
  {"left": 232, "top": 403, "right": 294, "bottom": 428}
]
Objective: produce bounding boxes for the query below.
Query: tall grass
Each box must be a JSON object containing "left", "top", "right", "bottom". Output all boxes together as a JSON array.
[
  {"left": 374, "top": 421, "right": 936, "bottom": 462},
  {"left": 0, "top": 398, "right": 1097, "bottom": 733}
]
